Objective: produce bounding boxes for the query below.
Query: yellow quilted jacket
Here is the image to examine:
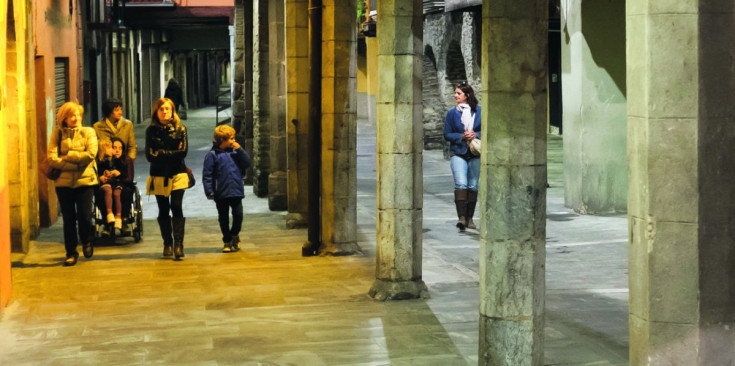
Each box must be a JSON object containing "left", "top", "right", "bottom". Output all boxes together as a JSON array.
[{"left": 48, "top": 126, "right": 99, "bottom": 188}]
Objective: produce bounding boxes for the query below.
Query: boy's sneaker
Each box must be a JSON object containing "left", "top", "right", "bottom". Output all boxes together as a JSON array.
[
  {"left": 221, "top": 241, "right": 233, "bottom": 253},
  {"left": 114, "top": 217, "right": 122, "bottom": 229},
  {"left": 106, "top": 212, "right": 115, "bottom": 224}
]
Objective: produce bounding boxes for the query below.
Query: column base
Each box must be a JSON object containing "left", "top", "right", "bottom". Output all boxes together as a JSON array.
[
  {"left": 369, "top": 278, "right": 429, "bottom": 301},
  {"left": 268, "top": 171, "right": 287, "bottom": 211},
  {"left": 478, "top": 315, "right": 542, "bottom": 366},
  {"left": 268, "top": 194, "right": 287, "bottom": 211},
  {"left": 320, "top": 241, "right": 362, "bottom": 256},
  {"left": 285, "top": 213, "right": 307, "bottom": 229}
]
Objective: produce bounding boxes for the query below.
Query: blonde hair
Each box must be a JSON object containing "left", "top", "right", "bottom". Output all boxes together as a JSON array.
[
  {"left": 56, "top": 101, "right": 84, "bottom": 128},
  {"left": 150, "top": 98, "right": 181, "bottom": 128},
  {"left": 213, "top": 125, "right": 236, "bottom": 145},
  {"left": 97, "top": 140, "right": 112, "bottom": 160}
]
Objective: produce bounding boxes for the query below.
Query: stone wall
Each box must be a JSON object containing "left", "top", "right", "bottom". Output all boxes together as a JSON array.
[
  {"left": 423, "top": 10, "right": 481, "bottom": 153},
  {"left": 561, "top": 0, "right": 627, "bottom": 214}
]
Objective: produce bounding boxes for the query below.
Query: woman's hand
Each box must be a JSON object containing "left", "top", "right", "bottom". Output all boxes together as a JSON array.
[
  {"left": 111, "top": 170, "right": 121, "bottom": 177},
  {"left": 463, "top": 131, "right": 476, "bottom": 140},
  {"left": 100, "top": 175, "right": 108, "bottom": 183}
]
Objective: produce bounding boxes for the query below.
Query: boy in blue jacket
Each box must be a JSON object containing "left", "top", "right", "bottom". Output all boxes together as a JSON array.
[{"left": 202, "top": 125, "right": 251, "bottom": 252}]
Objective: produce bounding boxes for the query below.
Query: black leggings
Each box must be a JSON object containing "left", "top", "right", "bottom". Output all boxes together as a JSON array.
[{"left": 155, "top": 189, "right": 185, "bottom": 219}]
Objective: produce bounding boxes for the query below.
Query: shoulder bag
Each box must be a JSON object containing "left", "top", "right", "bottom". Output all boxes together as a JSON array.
[{"left": 40, "top": 130, "right": 62, "bottom": 180}]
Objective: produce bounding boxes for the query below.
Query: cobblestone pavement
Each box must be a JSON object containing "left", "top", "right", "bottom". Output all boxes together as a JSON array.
[{"left": 1, "top": 99, "right": 628, "bottom": 365}]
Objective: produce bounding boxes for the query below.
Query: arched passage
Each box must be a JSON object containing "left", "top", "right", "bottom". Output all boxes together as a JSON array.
[
  {"left": 444, "top": 40, "right": 466, "bottom": 84},
  {"left": 422, "top": 45, "right": 445, "bottom": 152}
]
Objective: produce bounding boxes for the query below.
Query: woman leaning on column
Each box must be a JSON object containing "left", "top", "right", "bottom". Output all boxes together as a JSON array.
[
  {"left": 145, "top": 97, "right": 190, "bottom": 260},
  {"left": 443, "top": 82, "right": 481, "bottom": 232},
  {"left": 47, "top": 101, "right": 99, "bottom": 266}
]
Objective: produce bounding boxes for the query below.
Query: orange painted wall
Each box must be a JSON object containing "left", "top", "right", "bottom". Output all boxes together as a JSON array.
[{"left": 0, "top": 168, "right": 9, "bottom": 309}]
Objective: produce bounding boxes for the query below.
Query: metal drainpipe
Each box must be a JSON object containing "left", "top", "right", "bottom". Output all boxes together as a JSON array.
[{"left": 302, "top": 0, "right": 322, "bottom": 256}]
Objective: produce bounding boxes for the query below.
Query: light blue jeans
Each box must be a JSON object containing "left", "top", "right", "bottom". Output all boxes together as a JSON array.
[{"left": 450, "top": 155, "right": 480, "bottom": 191}]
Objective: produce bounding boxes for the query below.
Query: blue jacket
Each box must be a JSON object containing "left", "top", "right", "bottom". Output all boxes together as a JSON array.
[
  {"left": 443, "top": 106, "right": 481, "bottom": 157},
  {"left": 202, "top": 145, "right": 251, "bottom": 200}
]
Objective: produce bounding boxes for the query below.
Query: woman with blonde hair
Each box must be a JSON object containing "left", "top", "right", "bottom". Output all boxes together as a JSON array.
[
  {"left": 145, "top": 97, "right": 190, "bottom": 260},
  {"left": 47, "top": 101, "right": 99, "bottom": 266}
]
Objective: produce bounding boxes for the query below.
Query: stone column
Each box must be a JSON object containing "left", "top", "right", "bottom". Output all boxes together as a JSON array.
[
  {"left": 267, "top": 0, "right": 287, "bottom": 211},
  {"left": 6, "top": 11, "right": 36, "bottom": 253},
  {"left": 233, "top": 0, "right": 245, "bottom": 132},
  {"left": 140, "top": 31, "right": 152, "bottom": 122},
  {"left": 318, "top": 0, "right": 360, "bottom": 255},
  {"left": 243, "top": 1, "right": 255, "bottom": 184},
  {"left": 369, "top": 0, "right": 427, "bottom": 300},
  {"left": 285, "top": 0, "right": 309, "bottom": 228},
  {"left": 478, "top": 2, "right": 547, "bottom": 364},
  {"left": 252, "top": 0, "right": 270, "bottom": 197},
  {"left": 627, "top": 1, "right": 735, "bottom": 364}
]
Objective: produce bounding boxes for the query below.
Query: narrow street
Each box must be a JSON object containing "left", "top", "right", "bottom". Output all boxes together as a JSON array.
[{"left": 1, "top": 97, "right": 628, "bottom": 365}]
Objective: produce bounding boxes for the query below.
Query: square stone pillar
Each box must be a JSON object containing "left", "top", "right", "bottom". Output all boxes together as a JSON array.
[
  {"left": 253, "top": 0, "right": 270, "bottom": 197},
  {"left": 233, "top": 0, "right": 255, "bottom": 185},
  {"left": 285, "top": 0, "right": 310, "bottom": 228},
  {"left": 627, "top": 1, "right": 735, "bottom": 364},
  {"left": 267, "top": 0, "right": 287, "bottom": 211},
  {"left": 318, "top": 0, "right": 360, "bottom": 255},
  {"left": 479, "top": 2, "right": 547, "bottom": 364},
  {"left": 369, "top": 0, "right": 428, "bottom": 300}
]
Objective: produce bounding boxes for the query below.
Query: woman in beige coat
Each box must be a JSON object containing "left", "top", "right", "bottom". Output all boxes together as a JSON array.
[{"left": 48, "top": 101, "right": 99, "bottom": 266}]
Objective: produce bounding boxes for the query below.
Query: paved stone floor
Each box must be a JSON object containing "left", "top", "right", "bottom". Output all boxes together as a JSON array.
[{"left": 0, "top": 99, "right": 629, "bottom": 365}]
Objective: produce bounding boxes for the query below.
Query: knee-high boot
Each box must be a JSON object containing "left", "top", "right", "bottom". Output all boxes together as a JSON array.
[
  {"left": 158, "top": 216, "right": 173, "bottom": 257},
  {"left": 172, "top": 217, "right": 186, "bottom": 260},
  {"left": 466, "top": 190, "right": 478, "bottom": 229},
  {"left": 454, "top": 189, "right": 468, "bottom": 231}
]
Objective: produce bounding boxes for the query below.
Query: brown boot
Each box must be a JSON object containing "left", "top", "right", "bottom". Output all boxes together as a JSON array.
[
  {"left": 454, "top": 189, "right": 468, "bottom": 231},
  {"left": 158, "top": 216, "right": 174, "bottom": 258},
  {"left": 466, "top": 190, "right": 478, "bottom": 229},
  {"left": 172, "top": 217, "right": 186, "bottom": 260}
]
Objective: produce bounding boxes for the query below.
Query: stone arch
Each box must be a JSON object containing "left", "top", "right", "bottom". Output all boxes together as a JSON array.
[{"left": 422, "top": 45, "right": 444, "bottom": 152}]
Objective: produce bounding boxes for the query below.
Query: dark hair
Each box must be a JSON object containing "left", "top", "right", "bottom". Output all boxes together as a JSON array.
[
  {"left": 456, "top": 82, "right": 478, "bottom": 111},
  {"left": 102, "top": 98, "right": 123, "bottom": 118}
]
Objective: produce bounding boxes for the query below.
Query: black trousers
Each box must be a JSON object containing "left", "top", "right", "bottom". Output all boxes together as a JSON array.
[
  {"left": 215, "top": 197, "right": 243, "bottom": 243},
  {"left": 55, "top": 186, "right": 95, "bottom": 257}
]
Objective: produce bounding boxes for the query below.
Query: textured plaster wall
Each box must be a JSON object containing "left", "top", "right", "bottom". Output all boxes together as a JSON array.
[{"left": 561, "top": 0, "right": 627, "bottom": 214}]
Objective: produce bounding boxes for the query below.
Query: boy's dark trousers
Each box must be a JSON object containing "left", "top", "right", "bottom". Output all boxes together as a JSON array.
[{"left": 215, "top": 197, "right": 244, "bottom": 243}]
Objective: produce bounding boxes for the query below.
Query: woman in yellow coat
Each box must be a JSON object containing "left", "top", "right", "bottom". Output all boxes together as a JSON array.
[{"left": 47, "top": 101, "right": 99, "bottom": 266}]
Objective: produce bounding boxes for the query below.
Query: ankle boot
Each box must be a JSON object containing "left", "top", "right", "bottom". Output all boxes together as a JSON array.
[
  {"left": 172, "top": 217, "right": 186, "bottom": 260},
  {"left": 466, "top": 190, "right": 478, "bottom": 229},
  {"left": 454, "top": 189, "right": 468, "bottom": 231},
  {"left": 158, "top": 216, "right": 173, "bottom": 257}
]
